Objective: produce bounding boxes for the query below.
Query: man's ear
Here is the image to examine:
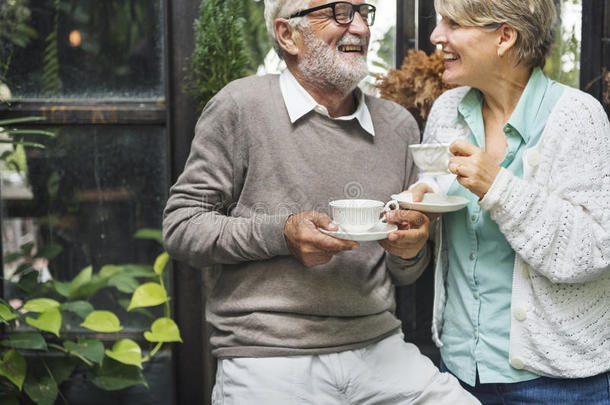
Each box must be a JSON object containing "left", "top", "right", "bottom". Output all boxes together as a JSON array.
[
  {"left": 496, "top": 24, "right": 518, "bottom": 58},
  {"left": 274, "top": 19, "right": 301, "bottom": 56}
]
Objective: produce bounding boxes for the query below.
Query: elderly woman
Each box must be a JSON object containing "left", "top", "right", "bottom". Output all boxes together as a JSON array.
[{"left": 410, "top": 0, "right": 610, "bottom": 403}]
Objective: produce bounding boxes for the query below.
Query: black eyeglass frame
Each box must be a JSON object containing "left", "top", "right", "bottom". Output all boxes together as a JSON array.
[{"left": 289, "top": 1, "right": 377, "bottom": 26}]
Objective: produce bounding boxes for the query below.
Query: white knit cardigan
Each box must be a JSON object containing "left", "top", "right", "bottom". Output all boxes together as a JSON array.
[{"left": 417, "top": 85, "right": 610, "bottom": 378}]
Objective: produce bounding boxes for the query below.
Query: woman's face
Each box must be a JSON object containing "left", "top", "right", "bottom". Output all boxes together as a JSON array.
[{"left": 430, "top": 16, "right": 501, "bottom": 87}]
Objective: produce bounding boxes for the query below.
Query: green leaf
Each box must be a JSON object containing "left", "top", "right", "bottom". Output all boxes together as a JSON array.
[
  {"left": 45, "top": 357, "right": 77, "bottom": 385},
  {"left": 60, "top": 301, "right": 94, "bottom": 319},
  {"left": 104, "top": 339, "right": 143, "bottom": 368},
  {"left": 0, "top": 117, "right": 45, "bottom": 125},
  {"left": 91, "top": 357, "right": 147, "bottom": 391},
  {"left": 63, "top": 337, "right": 104, "bottom": 365},
  {"left": 25, "top": 308, "right": 61, "bottom": 337},
  {"left": 153, "top": 252, "right": 170, "bottom": 276},
  {"left": 33, "top": 243, "right": 62, "bottom": 260},
  {"left": 0, "top": 140, "right": 44, "bottom": 148},
  {"left": 53, "top": 281, "right": 70, "bottom": 298},
  {"left": 66, "top": 265, "right": 122, "bottom": 299},
  {"left": 68, "top": 265, "right": 92, "bottom": 297},
  {"left": 0, "top": 350, "right": 26, "bottom": 390},
  {"left": 80, "top": 310, "right": 122, "bottom": 333},
  {"left": 133, "top": 228, "right": 163, "bottom": 244},
  {"left": 122, "top": 264, "right": 156, "bottom": 278},
  {"left": 16, "top": 271, "right": 38, "bottom": 293},
  {"left": 20, "top": 242, "right": 35, "bottom": 256},
  {"left": 0, "top": 304, "right": 18, "bottom": 322},
  {"left": 107, "top": 274, "right": 139, "bottom": 293},
  {"left": 1, "top": 332, "right": 47, "bottom": 351},
  {"left": 144, "top": 317, "right": 183, "bottom": 343},
  {"left": 2, "top": 252, "right": 23, "bottom": 264},
  {"left": 23, "top": 359, "right": 58, "bottom": 405},
  {"left": 128, "top": 282, "right": 169, "bottom": 311},
  {"left": 7, "top": 129, "right": 54, "bottom": 137},
  {"left": 98, "top": 265, "right": 123, "bottom": 279},
  {"left": 23, "top": 298, "right": 60, "bottom": 313}
]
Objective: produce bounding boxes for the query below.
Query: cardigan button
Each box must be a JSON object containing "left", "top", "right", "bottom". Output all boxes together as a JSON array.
[
  {"left": 527, "top": 149, "right": 540, "bottom": 166},
  {"left": 510, "top": 357, "right": 525, "bottom": 369},
  {"left": 513, "top": 307, "right": 527, "bottom": 321}
]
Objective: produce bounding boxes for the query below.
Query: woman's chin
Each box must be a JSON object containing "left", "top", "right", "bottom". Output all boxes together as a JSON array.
[{"left": 441, "top": 72, "right": 463, "bottom": 86}]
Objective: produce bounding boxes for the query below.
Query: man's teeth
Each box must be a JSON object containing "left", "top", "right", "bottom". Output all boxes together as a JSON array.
[
  {"left": 444, "top": 53, "right": 459, "bottom": 61},
  {"left": 339, "top": 45, "right": 362, "bottom": 52}
]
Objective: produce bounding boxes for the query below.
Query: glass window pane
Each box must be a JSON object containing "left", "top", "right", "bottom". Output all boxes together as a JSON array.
[
  {"left": 365, "top": 0, "right": 396, "bottom": 94},
  {"left": 544, "top": 0, "right": 581, "bottom": 87},
  {"left": 2, "top": 126, "right": 168, "bottom": 332},
  {"left": 0, "top": 0, "right": 164, "bottom": 99}
]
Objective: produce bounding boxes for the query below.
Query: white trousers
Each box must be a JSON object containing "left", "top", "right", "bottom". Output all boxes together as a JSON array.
[{"left": 212, "top": 333, "right": 480, "bottom": 405}]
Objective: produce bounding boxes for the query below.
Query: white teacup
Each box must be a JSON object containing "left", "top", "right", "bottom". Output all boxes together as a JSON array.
[
  {"left": 329, "top": 199, "right": 399, "bottom": 233},
  {"left": 409, "top": 143, "right": 452, "bottom": 174}
]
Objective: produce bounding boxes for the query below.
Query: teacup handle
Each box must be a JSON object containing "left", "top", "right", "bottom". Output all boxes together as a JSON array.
[
  {"left": 380, "top": 199, "right": 399, "bottom": 223},
  {"left": 384, "top": 200, "right": 399, "bottom": 212}
]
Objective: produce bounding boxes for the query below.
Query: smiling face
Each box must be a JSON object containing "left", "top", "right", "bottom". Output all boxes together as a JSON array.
[
  {"left": 297, "top": 0, "right": 371, "bottom": 92},
  {"left": 430, "top": 16, "right": 501, "bottom": 87}
]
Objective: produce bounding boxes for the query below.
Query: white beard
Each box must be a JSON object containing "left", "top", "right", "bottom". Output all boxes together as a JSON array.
[{"left": 298, "top": 29, "right": 368, "bottom": 95}]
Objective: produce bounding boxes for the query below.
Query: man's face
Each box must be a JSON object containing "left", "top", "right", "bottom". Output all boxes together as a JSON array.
[{"left": 297, "top": 0, "right": 371, "bottom": 92}]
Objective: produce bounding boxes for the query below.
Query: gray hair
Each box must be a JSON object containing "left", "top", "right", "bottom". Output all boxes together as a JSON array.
[
  {"left": 434, "top": 0, "right": 557, "bottom": 68},
  {"left": 264, "top": 0, "right": 311, "bottom": 58}
]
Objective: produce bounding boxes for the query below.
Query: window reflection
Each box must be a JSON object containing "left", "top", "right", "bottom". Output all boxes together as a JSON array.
[
  {"left": 0, "top": 0, "right": 164, "bottom": 99},
  {"left": 2, "top": 126, "right": 168, "bottom": 331},
  {"left": 544, "top": 0, "right": 581, "bottom": 87}
]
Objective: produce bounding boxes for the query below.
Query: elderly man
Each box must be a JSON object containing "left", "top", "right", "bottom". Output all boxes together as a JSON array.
[{"left": 163, "top": 0, "right": 479, "bottom": 403}]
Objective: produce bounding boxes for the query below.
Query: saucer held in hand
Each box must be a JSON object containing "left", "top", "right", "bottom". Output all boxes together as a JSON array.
[
  {"left": 319, "top": 223, "right": 398, "bottom": 242},
  {"left": 391, "top": 192, "right": 468, "bottom": 213}
]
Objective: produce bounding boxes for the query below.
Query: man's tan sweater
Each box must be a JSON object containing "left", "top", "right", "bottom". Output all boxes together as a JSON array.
[{"left": 163, "top": 74, "right": 423, "bottom": 358}]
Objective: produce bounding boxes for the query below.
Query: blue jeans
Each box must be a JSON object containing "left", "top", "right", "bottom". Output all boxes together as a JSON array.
[{"left": 440, "top": 359, "right": 610, "bottom": 405}]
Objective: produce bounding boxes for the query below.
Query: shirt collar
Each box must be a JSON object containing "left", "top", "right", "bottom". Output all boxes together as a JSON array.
[
  {"left": 504, "top": 68, "right": 550, "bottom": 142},
  {"left": 279, "top": 69, "right": 375, "bottom": 136},
  {"left": 458, "top": 68, "right": 552, "bottom": 143},
  {"left": 457, "top": 68, "right": 552, "bottom": 144}
]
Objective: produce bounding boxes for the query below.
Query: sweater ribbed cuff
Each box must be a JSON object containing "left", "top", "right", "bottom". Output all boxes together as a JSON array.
[
  {"left": 259, "top": 213, "right": 292, "bottom": 257},
  {"left": 479, "top": 167, "right": 513, "bottom": 211},
  {"left": 386, "top": 243, "right": 430, "bottom": 286}
]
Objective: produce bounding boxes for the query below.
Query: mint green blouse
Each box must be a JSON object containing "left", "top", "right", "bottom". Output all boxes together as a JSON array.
[{"left": 439, "top": 68, "right": 565, "bottom": 386}]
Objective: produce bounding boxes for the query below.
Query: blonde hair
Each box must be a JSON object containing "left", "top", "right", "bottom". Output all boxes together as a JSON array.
[
  {"left": 434, "top": 0, "right": 557, "bottom": 68},
  {"left": 264, "top": 0, "right": 310, "bottom": 58}
]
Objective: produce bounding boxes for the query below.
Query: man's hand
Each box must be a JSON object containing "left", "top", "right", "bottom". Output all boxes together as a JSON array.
[
  {"left": 284, "top": 212, "right": 359, "bottom": 267},
  {"left": 379, "top": 210, "right": 429, "bottom": 259},
  {"left": 449, "top": 140, "right": 501, "bottom": 198}
]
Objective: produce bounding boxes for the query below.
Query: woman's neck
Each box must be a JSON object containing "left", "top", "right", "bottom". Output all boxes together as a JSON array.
[{"left": 479, "top": 66, "right": 532, "bottom": 124}]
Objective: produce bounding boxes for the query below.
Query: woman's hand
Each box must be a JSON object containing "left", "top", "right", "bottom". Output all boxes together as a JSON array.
[
  {"left": 410, "top": 183, "right": 435, "bottom": 202},
  {"left": 407, "top": 183, "right": 441, "bottom": 222},
  {"left": 449, "top": 140, "right": 501, "bottom": 199}
]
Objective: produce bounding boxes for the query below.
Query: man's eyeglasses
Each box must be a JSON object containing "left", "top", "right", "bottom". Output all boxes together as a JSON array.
[{"left": 289, "top": 2, "right": 376, "bottom": 27}]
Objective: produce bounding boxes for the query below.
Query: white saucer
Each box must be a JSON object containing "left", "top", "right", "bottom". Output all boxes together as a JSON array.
[
  {"left": 319, "top": 223, "right": 398, "bottom": 242},
  {"left": 391, "top": 192, "right": 469, "bottom": 213}
]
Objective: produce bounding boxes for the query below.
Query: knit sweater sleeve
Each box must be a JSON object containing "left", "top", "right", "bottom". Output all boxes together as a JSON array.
[
  {"left": 162, "top": 87, "right": 290, "bottom": 268},
  {"left": 480, "top": 91, "right": 610, "bottom": 283}
]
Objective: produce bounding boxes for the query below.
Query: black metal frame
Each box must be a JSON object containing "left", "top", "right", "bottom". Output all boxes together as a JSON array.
[
  {"left": 164, "top": 0, "right": 211, "bottom": 404},
  {"left": 581, "top": 0, "right": 609, "bottom": 113},
  {"left": 396, "top": 0, "right": 437, "bottom": 68}
]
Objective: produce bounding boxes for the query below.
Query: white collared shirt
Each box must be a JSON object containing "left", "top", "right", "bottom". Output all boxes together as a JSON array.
[{"left": 278, "top": 69, "right": 375, "bottom": 136}]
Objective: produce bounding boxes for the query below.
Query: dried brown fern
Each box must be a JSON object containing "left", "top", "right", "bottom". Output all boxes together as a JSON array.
[{"left": 376, "top": 50, "right": 457, "bottom": 129}]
